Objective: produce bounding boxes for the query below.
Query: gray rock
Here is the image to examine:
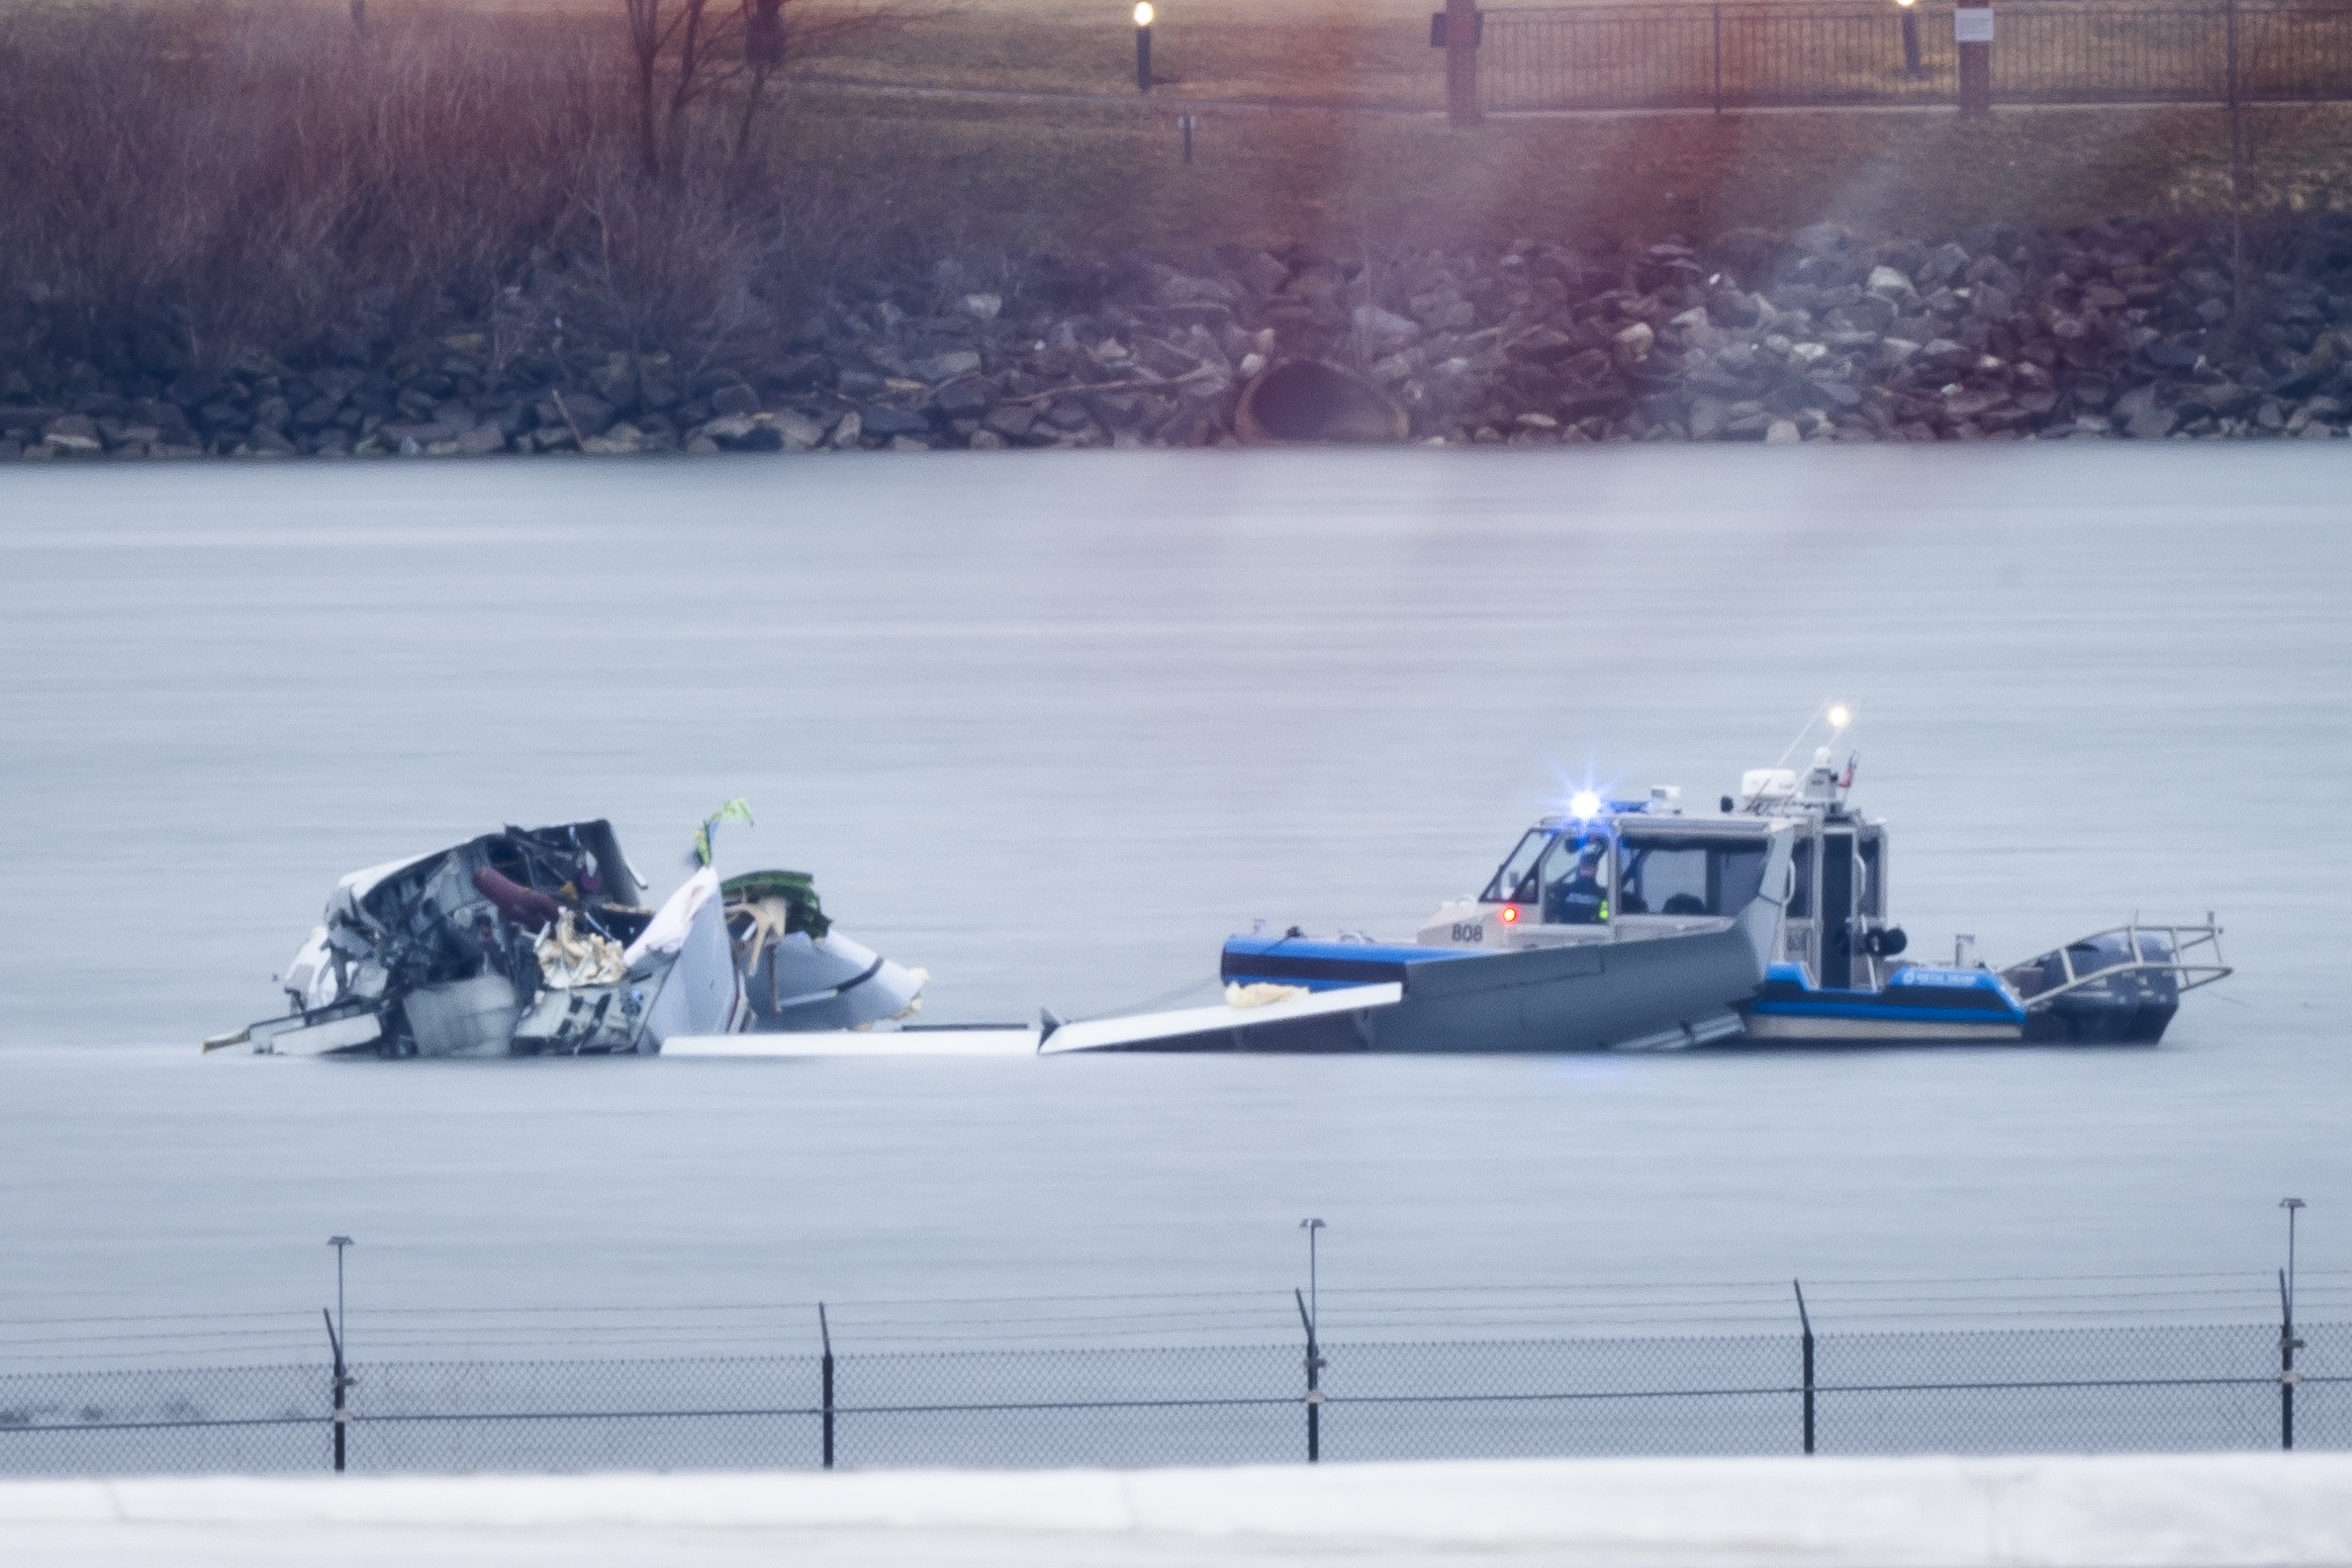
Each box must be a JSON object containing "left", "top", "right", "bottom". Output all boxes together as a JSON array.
[
  {"left": 454, "top": 423, "right": 507, "bottom": 455},
  {"left": 710, "top": 384, "right": 760, "bottom": 416},
  {"left": 2125, "top": 406, "right": 2179, "bottom": 440},
  {"left": 42, "top": 414, "right": 101, "bottom": 452},
  {"left": 859, "top": 405, "right": 933, "bottom": 436},
  {"left": 913, "top": 350, "right": 982, "bottom": 382},
  {"left": 1230, "top": 250, "right": 1290, "bottom": 297},
  {"left": 1790, "top": 223, "right": 1853, "bottom": 257},
  {"left": 1352, "top": 305, "right": 1419, "bottom": 341},
  {"left": 934, "top": 380, "right": 995, "bottom": 418},
  {"left": 688, "top": 412, "right": 744, "bottom": 442},
  {"left": 984, "top": 403, "right": 1038, "bottom": 438},
  {"left": 1866, "top": 265, "right": 1919, "bottom": 300},
  {"left": 776, "top": 412, "right": 828, "bottom": 450},
  {"left": 1764, "top": 417, "right": 1802, "bottom": 443},
  {"left": 581, "top": 422, "right": 645, "bottom": 455}
]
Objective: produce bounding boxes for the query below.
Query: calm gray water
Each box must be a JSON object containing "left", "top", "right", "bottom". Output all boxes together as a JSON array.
[{"left": 1, "top": 446, "right": 2347, "bottom": 1367}]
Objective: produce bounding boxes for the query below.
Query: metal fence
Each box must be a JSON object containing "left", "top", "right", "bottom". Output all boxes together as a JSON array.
[
  {"left": 2, "top": 1318, "right": 2342, "bottom": 1476},
  {"left": 1476, "top": 2, "right": 2352, "bottom": 112}
]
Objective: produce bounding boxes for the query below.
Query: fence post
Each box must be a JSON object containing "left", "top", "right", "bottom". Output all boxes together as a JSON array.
[
  {"left": 819, "top": 1302, "right": 836, "bottom": 1469},
  {"left": 2280, "top": 1270, "right": 2302, "bottom": 1450},
  {"left": 1792, "top": 1281, "right": 1815, "bottom": 1455},
  {"left": 2227, "top": 0, "right": 2245, "bottom": 323},
  {"left": 321, "top": 1309, "right": 350, "bottom": 1473},
  {"left": 1295, "top": 1287, "right": 1324, "bottom": 1462},
  {"left": 1712, "top": 3, "right": 1724, "bottom": 114},
  {"left": 1446, "top": 0, "right": 1482, "bottom": 128},
  {"left": 1955, "top": 3, "right": 1994, "bottom": 115}
]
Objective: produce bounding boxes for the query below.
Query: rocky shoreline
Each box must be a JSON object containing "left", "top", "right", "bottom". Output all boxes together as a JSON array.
[{"left": 9, "top": 216, "right": 2352, "bottom": 460}]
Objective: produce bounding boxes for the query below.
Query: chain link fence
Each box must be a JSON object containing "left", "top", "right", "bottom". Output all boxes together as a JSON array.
[
  {"left": 1475, "top": 3, "right": 2352, "bottom": 112},
  {"left": 2, "top": 1318, "right": 2342, "bottom": 1477}
]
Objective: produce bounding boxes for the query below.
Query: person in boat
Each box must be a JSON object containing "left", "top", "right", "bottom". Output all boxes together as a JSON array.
[{"left": 1547, "top": 840, "right": 1610, "bottom": 925}]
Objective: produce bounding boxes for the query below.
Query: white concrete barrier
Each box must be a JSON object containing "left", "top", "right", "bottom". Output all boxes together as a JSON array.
[{"left": 4, "top": 1452, "right": 2351, "bottom": 1565}]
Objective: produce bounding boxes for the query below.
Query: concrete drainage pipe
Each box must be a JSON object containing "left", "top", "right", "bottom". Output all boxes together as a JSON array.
[{"left": 1235, "top": 359, "right": 1409, "bottom": 444}]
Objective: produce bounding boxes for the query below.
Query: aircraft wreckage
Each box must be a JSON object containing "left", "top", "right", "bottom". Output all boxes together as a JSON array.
[
  {"left": 204, "top": 807, "right": 924, "bottom": 1058},
  {"left": 210, "top": 716, "right": 2234, "bottom": 1060}
]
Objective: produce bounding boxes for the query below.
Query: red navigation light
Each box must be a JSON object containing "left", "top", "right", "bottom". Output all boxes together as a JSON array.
[{"left": 1499, "top": 905, "right": 1520, "bottom": 924}]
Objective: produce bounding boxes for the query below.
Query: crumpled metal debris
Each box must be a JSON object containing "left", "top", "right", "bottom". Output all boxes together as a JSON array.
[
  {"left": 533, "top": 908, "right": 627, "bottom": 988},
  {"left": 209, "top": 809, "right": 926, "bottom": 1058}
]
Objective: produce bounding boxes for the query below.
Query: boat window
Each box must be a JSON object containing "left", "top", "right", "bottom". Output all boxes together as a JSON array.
[
  {"left": 1788, "top": 839, "right": 1813, "bottom": 919},
  {"left": 1619, "top": 839, "right": 1769, "bottom": 917},
  {"left": 1479, "top": 829, "right": 1554, "bottom": 904},
  {"left": 1538, "top": 831, "right": 1613, "bottom": 924},
  {"left": 1718, "top": 847, "right": 1768, "bottom": 913},
  {"left": 1859, "top": 838, "right": 1882, "bottom": 917}
]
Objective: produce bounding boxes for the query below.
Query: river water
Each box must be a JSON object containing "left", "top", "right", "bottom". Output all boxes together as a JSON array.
[{"left": 1, "top": 445, "right": 2346, "bottom": 1368}]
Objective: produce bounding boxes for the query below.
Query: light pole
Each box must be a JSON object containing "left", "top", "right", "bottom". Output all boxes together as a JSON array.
[
  {"left": 1133, "top": 2, "right": 1154, "bottom": 93},
  {"left": 1895, "top": 0, "right": 1922, "bottom": 79},
  {"left": 2279, "top": 1198, "right": 2306, "bottom": 1450},
  {"left": 1296, "top": 1219, "right": 1327, "bottom": 1462},
  {"left": 1299, "top": 1218, "right": 1325, "bottom": 1333},
  {"left": 329, "top": 1236, "right": 353, "bottom": 1349},
  {"left": 327, "top": 1236, "right": 355, "bottom": 1473},
  {"left": 2282, "top": 1198, "right": 2306, "bottom": 1316}
]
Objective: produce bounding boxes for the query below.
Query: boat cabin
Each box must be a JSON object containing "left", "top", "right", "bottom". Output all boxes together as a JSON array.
[{"left": 1418, "top": 749, "right": 1905, "bottom": 990}]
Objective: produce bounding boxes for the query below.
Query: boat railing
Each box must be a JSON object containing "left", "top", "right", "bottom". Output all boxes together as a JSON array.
[{"left": 2001, "top": 915, "right": 2230, "bottom": 1008}]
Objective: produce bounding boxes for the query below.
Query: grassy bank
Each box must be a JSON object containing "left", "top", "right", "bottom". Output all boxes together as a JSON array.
[{"left": 1, "top": 0, "right": 2348, "bottom": 380}]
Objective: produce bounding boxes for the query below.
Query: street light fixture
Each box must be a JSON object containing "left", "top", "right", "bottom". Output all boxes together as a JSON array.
[
  {"left": 1134, "top": 2, "right": 1155, "bottom": 94},
  {"left": 1894, "top": 0, "right": 1923, "bottom": 79}
]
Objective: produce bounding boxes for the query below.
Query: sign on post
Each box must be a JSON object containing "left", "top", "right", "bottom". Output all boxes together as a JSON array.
[
  {"left": 1443, "top": 0, "right": 1482, "bottom": 126},
  {"left": 1955, "top": 5, "right": 1993, "bottom": 114}
]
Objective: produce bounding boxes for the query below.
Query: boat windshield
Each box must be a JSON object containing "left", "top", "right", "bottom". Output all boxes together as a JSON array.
[
  {"left": 1537, "top": 830, "right": 1614, "bottom": 924},
  {"left": 1480, "top": 829, "right": 1553, "bottom": 904},
  {"left": 1619, "top": 837, "right": 1769, "bottom": 917}
]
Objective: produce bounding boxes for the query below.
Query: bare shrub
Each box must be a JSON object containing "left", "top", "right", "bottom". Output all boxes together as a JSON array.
[{"left": 0, "top": 2, "right": 903, "bottom": 384}]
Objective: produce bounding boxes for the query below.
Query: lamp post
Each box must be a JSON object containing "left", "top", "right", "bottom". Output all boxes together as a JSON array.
[
  {"left": 1296, "top": 1219, "right": 1327, "bottom": 1462},
  {"left": 2280, "top": 1198, "right": 2306, "bottom": 1450},
  {"left": 1133, "top": 2, "right": 1154, "bottom": 93},
  {"left": 326, "top": 1237, "right": 355, "bottom": 1473},
  {"left": 1895, "top": 0, "right": 1922, "bottom": 79},
  {"left": 2282, "top": 1198, "right": 2306, "bottom": 1316},
  {"left": 329, "top": 1236, "right": 353, "bottom": 1350},
  {"left": 1299, "top": 1217, "right": 1325, "bottom": 1333}
]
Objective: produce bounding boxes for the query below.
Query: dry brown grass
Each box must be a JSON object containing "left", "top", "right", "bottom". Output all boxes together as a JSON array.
[
  {"left": 3, "top": 0, "right": 2346, "bottom": 384},
  {"left": 0, "top": 2, "right": 920, "bottom": 376}
]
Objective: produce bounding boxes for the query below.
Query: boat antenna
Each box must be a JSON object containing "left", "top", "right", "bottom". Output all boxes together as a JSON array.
[{"left": 1768, "top": 701, "right": 1853, "bottom": 771}]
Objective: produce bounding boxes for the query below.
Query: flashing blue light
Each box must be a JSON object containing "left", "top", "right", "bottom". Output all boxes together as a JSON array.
[{"left": 1568, "top": 789, "right": 1604, "bottom": 820}]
